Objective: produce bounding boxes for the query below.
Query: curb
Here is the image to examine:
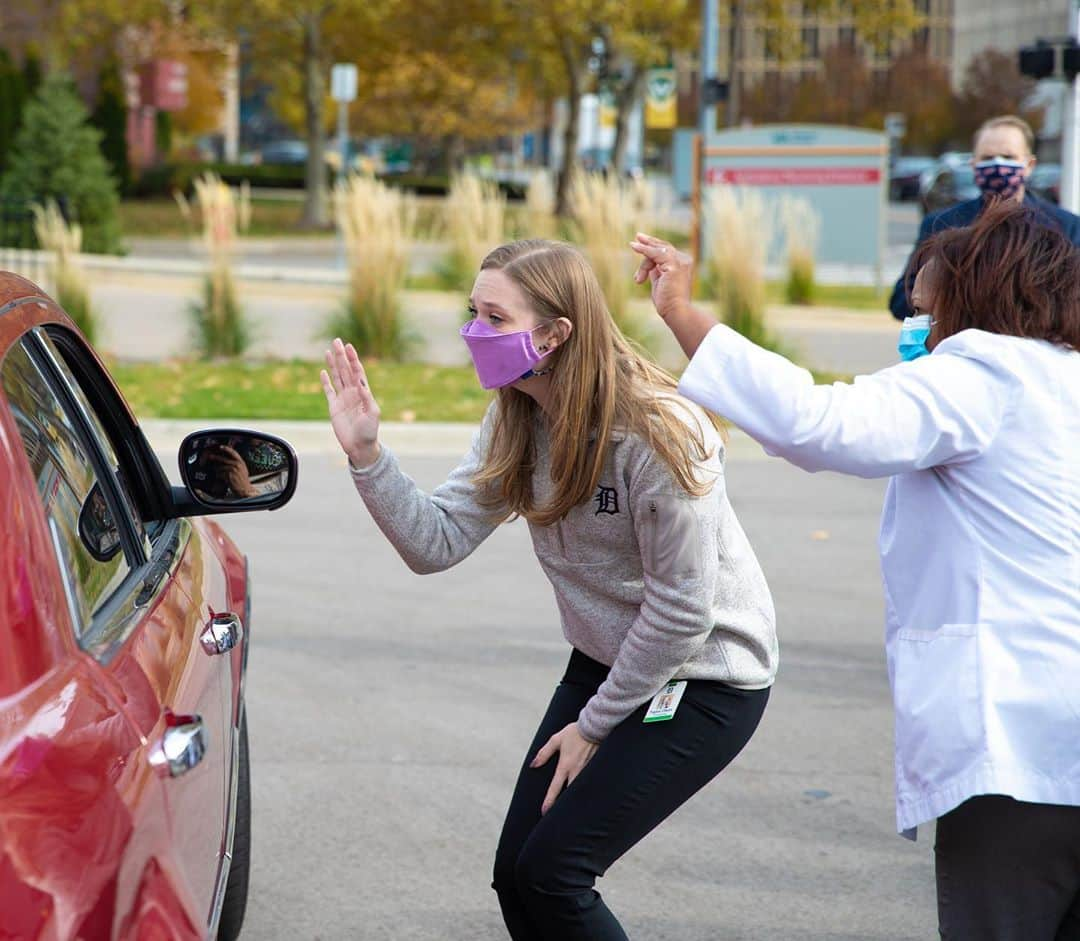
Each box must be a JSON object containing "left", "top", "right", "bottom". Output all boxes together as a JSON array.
[{"left": 141, "top": 418, "right": 768, "bottom": 462}]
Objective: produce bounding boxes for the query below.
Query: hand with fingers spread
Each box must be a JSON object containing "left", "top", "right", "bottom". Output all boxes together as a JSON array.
[
  {"left": 320, "top": 338, "right": 382, "bottom": 469},
  {"left": 630, "top": 232, "right": 718, "bottom": 359},
  {"left": 530, "top": 722, "right": 598, "bottom": 816}
]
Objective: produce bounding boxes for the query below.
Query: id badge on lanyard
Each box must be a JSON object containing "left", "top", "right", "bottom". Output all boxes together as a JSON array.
[{"left": 644, "top": 680, "right": 687, "bottom": 723}]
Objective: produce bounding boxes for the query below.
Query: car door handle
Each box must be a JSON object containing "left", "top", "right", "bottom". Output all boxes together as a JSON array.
[
  {"left": 200, "top": 612, "right": 243, "bottom": 656},
  {"left": 150, "top": 715, "right": 207, "bottom": 778}
]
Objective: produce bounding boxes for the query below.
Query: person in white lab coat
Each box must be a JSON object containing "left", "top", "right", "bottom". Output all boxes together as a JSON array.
[{"left": 630, "top": 200, "right": 1080, "bottom": 940}]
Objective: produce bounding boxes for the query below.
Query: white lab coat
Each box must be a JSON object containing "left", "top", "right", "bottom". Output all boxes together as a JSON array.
[{"left": 678, "top": 325, "right": 1080, "bottom": 836}]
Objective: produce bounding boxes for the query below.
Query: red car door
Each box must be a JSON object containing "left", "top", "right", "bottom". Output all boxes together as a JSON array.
[
  {"left": 32, "top": 327, "right": 243, "bottom": 932},
  {"left": 0, "top": 326, "right": 203, "bottom": 939}
]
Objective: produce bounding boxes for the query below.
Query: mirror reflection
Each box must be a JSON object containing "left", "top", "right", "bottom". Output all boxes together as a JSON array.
[
  {"left": 183, "top": 433, "right": 292, "bottom": 506},
  {"left": 78, "top": 481, "right": 122, "bottom": 563}
]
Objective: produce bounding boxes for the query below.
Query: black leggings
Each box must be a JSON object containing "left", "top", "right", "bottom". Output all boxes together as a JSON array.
[{"left": 492, "top": 648, "right": 769, "bottom": 940}]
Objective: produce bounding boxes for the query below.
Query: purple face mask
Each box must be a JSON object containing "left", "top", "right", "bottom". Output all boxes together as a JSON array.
[{"left": 459, "top": 318, "right": 547, "bottom": 389}]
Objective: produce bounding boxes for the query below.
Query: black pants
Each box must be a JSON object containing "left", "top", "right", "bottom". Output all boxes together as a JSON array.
[
  {"left": 492, "top": 648, "right": 769, "bottom": 940},
  {"left": 936, "top": 795, "right": 1080, "bottom": 940}
]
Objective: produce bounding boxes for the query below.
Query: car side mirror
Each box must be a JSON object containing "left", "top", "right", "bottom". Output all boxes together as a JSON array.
[{"left": 175, "top": 429, "right": 298, "bottom": 516}]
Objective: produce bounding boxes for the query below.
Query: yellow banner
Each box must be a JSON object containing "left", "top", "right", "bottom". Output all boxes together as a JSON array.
[{"left": 645, "top": 68, "right": 677, "bottom": 129}]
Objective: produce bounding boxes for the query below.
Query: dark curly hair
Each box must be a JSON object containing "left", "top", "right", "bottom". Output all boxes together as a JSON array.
[{"left": 908, "top": 199, "right": 1080, "bottom": 351}]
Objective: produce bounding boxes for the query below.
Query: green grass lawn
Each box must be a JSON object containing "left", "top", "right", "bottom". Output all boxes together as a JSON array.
[
  {"left": 109, "top": 358, "right": 851, "bottom": 422},
  {"left": 109, "top": 359, "right": 492, "bottom": 422},
  {"left": 119, "top": 198, "right": 332, "bottom": 239},
  {"left": 765, "top": 281, "right": 889, "bottom": 310}
]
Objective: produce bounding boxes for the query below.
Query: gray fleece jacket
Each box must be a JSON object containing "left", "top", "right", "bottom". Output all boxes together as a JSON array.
[{"left": 349, "top": 399, "right": 778, "bottom": 742}]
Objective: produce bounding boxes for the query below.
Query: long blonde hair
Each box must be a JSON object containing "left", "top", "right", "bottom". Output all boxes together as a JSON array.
[{"left": 473, "top": 239, "right": 724, "bottom": 526}]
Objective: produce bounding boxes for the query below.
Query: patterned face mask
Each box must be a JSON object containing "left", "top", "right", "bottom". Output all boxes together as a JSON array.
[{"left": 973, "top": 158, "right": 1027, "bottom": 199}]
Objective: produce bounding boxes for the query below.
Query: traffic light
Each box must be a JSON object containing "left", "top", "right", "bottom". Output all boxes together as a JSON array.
[
  {"left": 702, "top": 77, "right": 729, "bottom": 105},
  {"left": 1064, "top": 41, "right": 1080, "bottom": 81},
  {"left": 1018, "top": 42, "right": 1056, "bottom": 79}
]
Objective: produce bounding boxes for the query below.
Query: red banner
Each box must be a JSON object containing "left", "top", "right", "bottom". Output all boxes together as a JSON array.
[{"left": 706, "top": 167, "right": 881, "bottom": 186}]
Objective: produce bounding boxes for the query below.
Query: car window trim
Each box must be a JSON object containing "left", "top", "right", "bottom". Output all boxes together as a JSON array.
[
  {"left": 41, "top": 324, "right": 176, "bottom": 526},
  {"left": 23, "top": 330, "right": 148, "bottom": 567},
  {"left": 81, "top": 518, "right": 193, "bottom": 665}
]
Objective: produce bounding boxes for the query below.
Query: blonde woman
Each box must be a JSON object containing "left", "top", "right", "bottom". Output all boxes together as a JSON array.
[{"left": 320, "top": 239, "right": 777, "bottom": 940}]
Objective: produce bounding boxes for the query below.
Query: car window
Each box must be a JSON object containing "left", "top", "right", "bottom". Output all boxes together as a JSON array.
[
  {"left": 36, "top": 331, "right": 154, "bottom": 556},
  {"left": 1, "top": 341, "right": 133, "bottom": 634}
]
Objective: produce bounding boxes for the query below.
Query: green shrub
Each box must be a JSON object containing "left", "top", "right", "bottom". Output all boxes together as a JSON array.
[
  {"left": 189, "top": 272, "right": 251, "bottom": 358},
  {"left": 0, "top": 74, "right": 122, "bottom": 253},
  {"left": 126, "top": 163, "right": 529, "bottom": 201},
  {"left": 90, "top": 57, "right": 130, "bottom": 195},
  {"left": 785, "top": 259, "right": 816, "bottom": 306},
  {"left": 0, "top": 50, "right": 28, "bottom": 178}
]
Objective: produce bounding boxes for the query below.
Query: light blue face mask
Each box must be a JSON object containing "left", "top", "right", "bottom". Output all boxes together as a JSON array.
[{"left": 898, "top": 314, "right": 933, "bottom": 361}]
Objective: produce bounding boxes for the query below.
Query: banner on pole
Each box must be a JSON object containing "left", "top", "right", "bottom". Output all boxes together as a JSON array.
[{"left": 645, "top": 68, "right": 677, "bottom": 129}]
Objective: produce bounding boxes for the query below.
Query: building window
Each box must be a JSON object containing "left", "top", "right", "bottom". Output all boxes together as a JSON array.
[
  {"left": 838, "top": 26, "right": 856, "bottom": 49},
  {"left": 802, "top": 26, "right": 819, "bottom": 58}
]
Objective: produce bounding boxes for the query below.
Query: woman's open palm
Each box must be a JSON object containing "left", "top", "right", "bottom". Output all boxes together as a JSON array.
[{"left": 320, "top": 338, "right": 381, "bottom": 464}]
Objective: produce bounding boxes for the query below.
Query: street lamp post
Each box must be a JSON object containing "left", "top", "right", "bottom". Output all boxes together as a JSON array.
[{"left": 330, "top": 63, "right": 358, "bottom": 186}]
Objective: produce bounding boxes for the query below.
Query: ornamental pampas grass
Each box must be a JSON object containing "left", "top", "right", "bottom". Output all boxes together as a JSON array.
[
  {"left": 329, "top": 172, "right": 417, "bottom": 359},
  {"left": 185, "top": 172, "right": 251, "bottom": 358},
  {"left": 33, "top": 199, "right": 98, "bottom": 344},
  {"left": 703, "top": 185, "right": 778, "bottom": 349},
  {"left": 779, "top": 195, "right": 820, "bottom": 305},
  {"left": 438, "top": 172, "right": 505, "bottom": 290},
  {"left": 570, "top": 171, "right": 655, "bottom": 348}
]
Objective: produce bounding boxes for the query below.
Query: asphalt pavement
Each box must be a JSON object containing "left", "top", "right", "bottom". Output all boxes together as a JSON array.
[{"left": 151, "top": 425, "right": 938, "bottom": 941}]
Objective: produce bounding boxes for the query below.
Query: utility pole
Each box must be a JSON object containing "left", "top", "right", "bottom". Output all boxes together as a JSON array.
[
  {"left": 1062, "top": 0, "right": 1080, "bottom": 212},
  {"left": 692, "top": 0, "right": 720, "bottom": 261},
  {"left": 700, "top": 0, "right": 719, "bottom": 140},
  {"left": 1019, "top": 19, "right": 1080, "bottom": 213}
]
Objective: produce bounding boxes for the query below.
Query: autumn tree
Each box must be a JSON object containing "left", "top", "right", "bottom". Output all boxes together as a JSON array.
[
  {"left": 879, "top": 45, "right": 956, "bottom": 153},
  {"left": 955, "top": 48, "right": 1043, "bottom": 146},
  {"left": 200, "top": 0, "right": 390, "bottom": 228},
  {"left": 334, "top": 0, "right": 536, "bottom": 173},
  {"left": 723, "top": 0, "right": 921, "bottom": 125},
  {"left": 601, "top": 2, "right": 698, "bottom": 175}
]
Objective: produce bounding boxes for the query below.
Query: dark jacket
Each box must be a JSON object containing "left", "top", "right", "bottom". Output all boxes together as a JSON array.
[{"left": 888, "top": 192, "right": 1080, "bottom": 320}]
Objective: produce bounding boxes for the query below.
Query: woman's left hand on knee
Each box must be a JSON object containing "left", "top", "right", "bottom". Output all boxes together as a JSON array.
[{"left": 531, "top": 722, "right": 599, "bottom": 815}]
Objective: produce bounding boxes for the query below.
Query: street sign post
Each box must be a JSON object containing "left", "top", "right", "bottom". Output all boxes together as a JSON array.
[{"left": 331, "top": 63, "right": 358, "bottom": 184}]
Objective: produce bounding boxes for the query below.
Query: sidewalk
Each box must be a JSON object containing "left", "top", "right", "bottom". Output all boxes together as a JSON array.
[{"left": 141, "top": 418, "right": 772, "bottom": 463}]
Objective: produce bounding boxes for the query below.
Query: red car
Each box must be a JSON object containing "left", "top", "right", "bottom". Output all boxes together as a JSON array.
[{"left": 0, "top": 272, "right": 298, "bottom": 939}]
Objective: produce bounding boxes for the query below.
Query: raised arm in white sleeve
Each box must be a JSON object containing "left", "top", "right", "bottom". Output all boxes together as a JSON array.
[{"left": 677, "top": 326, "right": 1017, "bottom": 479}]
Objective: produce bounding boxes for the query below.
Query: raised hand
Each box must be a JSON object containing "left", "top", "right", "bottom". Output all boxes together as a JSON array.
[
  {"left": 320, "top": 338, "right": 382, "bottom": 468},
  {"left": 630, "top": 232, "right": 694, "bottom": 322},
  {"left": 630, "top": 232, "right": 717, "bottom": 359}
]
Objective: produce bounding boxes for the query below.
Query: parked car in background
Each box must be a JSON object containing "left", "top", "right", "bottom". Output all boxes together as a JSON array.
[
  {"left": 254, "top": 139, "right": 309, "bottom": 166},
  {"left": 0, "top": 272, "right": 298, "bottom": 939},
  {"left": 251, "top": 138, "right": 362, "bottom": 174},
  {"left": 1028, "top": 162, "right": 1062, "bottom": 204},
  {"left": 889, "top": 155, "right": 937, "bottom": 201},
  {"left": 920, "top": 157, "right": 980, "bottom": 215}
]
